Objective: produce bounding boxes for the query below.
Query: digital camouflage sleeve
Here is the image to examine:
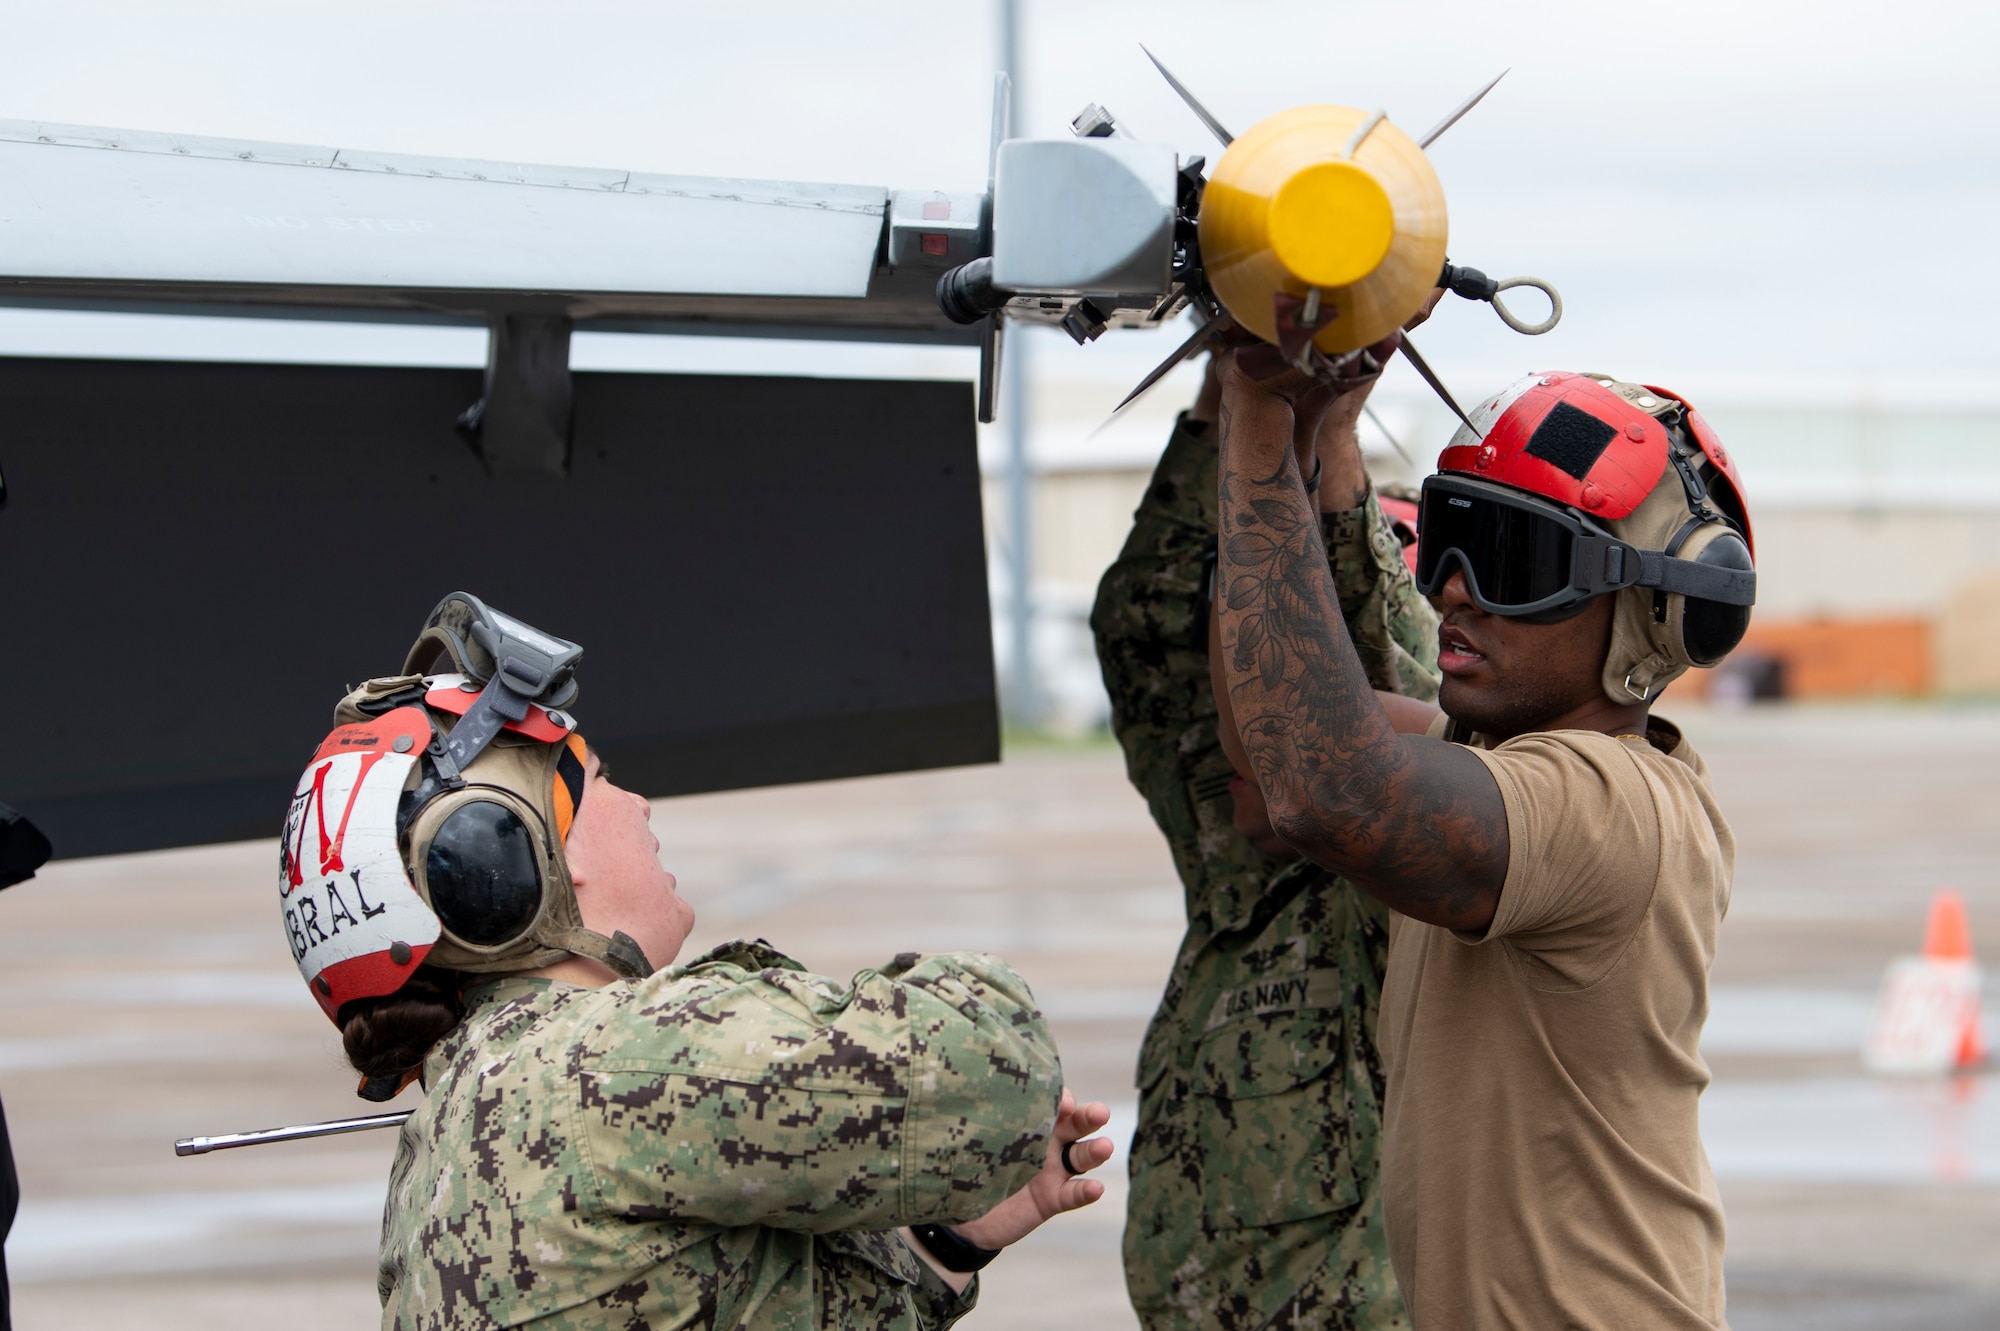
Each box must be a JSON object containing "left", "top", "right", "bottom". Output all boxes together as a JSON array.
[
  {"left": 378, "top": 940, "right": 1061, "bottom": 1331},
  {"left": 1090, "top": 412, "right": 1438, "bottom": 1331}
]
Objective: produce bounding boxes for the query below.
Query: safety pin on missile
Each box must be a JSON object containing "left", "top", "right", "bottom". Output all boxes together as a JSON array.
[{"left": 175, "top": 1110, "right": 413, "bottom": 1156}]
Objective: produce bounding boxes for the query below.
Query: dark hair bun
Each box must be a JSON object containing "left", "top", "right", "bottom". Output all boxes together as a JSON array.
[{"left": 337, "top": 965, "right": 464, "bottom": 1082}]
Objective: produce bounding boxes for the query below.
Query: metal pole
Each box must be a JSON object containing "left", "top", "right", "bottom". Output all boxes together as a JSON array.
[
  {"left": 176, "top": 1110, "right": 412, "bottom": 1156},
  {"left": 998, "top": 0, "right": 1037, "bottom": 728}
]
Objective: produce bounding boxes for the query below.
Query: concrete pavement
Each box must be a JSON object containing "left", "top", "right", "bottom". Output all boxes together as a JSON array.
[{"left": 6, "top": 703, "right": 1999, "bottom": 1328}]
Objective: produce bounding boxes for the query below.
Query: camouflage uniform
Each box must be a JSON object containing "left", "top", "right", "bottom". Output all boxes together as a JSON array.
[
  {"left": 379, "top": 940, "right": 1061, "bottom": 1331},
  {"left": 1090, "top": 413, "right": 1439, "bottom": 1331}
]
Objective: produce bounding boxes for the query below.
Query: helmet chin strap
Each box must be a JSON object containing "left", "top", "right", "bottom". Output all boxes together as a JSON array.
[{"left": 540, "top": 925, "right": 652, "bottom": 979}]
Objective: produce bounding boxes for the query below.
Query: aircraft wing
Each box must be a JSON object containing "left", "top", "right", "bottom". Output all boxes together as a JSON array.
[
  {"left": 0, "top": 119, "right": 982, "bottom": 339},
  {"left": 0, "top": 101, "right": 1202, "bottom": 858},
  {"left": 0, "top": 74, "right": 1551, "bottom": 861}
]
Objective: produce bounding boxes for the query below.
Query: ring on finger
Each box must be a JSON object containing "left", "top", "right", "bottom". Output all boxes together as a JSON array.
[{"left": 1060, "top": 1141, "right": 1082, "bottom": 1175}]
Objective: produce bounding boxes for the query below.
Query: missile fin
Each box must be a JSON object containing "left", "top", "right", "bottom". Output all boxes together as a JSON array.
[
  {"left": 1106, "top": 310, "right": 1228, "bottom": 422},
  {"left": 1397, "top": 334, "right": 1477, "bottom": 433},
  {"left": 1140, "top": 46, "right": 1234, "bottom": 148},
  {"left": 1416, "top": 69, "right": 1509, "bottom": 149},
  {"left": 1364, "top": 403, "right": 1421, "bottom": 472}
]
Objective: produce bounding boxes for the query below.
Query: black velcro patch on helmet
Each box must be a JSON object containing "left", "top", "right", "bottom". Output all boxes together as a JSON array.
[{"left": 1525, "top": 401, "right": 1619, "bottom": 480}]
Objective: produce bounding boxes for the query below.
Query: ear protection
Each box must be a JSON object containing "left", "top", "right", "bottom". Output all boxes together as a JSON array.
[
  {"left": 398, "top": 732, "right": 589, "bottom": 960},
  {"left": 1660, "top": 516, "right": 1754, "bottom": 668},
  {"left": 424, "top": 793, "right": 545, "bottom": 946},
  {"left": 1600, "top": 397, "right": 1757, "bottom": 703}
]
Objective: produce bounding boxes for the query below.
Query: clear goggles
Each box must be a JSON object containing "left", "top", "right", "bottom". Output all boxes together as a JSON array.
[{"left": 1413, "top": 475, "right": 1643, "bottom": 622}]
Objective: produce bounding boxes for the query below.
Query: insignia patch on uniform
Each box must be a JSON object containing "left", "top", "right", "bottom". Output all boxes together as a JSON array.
[{"left": 1204, "top": 968, "right": 1344, "bottom": 1031}]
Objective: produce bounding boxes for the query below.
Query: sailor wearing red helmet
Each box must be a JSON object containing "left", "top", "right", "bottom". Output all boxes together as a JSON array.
[{"left": 1212, "top": 353, "right": 1752, "bottom": 1329}]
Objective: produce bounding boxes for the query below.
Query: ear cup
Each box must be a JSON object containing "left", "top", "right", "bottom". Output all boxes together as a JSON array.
[
  {"left": 1675, "top": 531, "right": 1755, "bottom": 666},
  {"left": 424, "top": 799, "right": 544, "bottom": 946}
]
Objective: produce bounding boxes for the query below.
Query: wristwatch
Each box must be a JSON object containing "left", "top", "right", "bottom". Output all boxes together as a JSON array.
[{"left": 908, "top": 1223, "right": 1001, "bottom": 1273}]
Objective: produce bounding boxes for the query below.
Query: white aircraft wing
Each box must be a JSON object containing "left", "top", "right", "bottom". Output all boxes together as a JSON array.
[
  {"left": 0, "top": 105, "right": 1207, "bottom": 860},
  {"left": 0, "top": 119, "right": 981, "bottom": 339}
]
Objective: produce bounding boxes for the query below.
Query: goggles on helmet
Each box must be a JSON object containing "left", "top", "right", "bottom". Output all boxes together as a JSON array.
[
  {"left": 403, "top": 592, "right": 584, "bottom": 779},
  {"left": 1415, "top": 474, "right": 1754, "bottom": 622}
]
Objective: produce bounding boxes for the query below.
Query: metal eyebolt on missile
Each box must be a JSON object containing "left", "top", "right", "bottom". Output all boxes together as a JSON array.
[{"left": 1439, "top": 261, "right": 1563, "bottom": 337}]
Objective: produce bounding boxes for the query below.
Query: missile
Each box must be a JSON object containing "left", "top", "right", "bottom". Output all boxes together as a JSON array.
[{"left": 936, "top": 55, "right": 1560, "bottom": 422}]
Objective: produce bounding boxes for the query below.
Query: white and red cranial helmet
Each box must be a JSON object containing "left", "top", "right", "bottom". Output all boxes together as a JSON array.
[
  {"left": 1419, "top": 371, "right": 1756, "bottom": 703},
  {"left": 278, "top": 594, "right": 650, "bottom": 1050}
]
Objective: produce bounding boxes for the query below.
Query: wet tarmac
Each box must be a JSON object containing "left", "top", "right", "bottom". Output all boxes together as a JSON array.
[{"left": 5, "top": 701, "right": 1999, "bottom": 1328}]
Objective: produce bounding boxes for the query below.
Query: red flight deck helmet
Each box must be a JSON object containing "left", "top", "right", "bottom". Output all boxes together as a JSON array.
[
  {"left": 1414, "top": 371, "right": 1756, "bottom": 704},
  {"left": 279, "top": 594, "right": 652, "bottom": 1099}
]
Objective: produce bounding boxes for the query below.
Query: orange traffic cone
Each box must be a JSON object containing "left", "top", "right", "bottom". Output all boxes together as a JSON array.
[
  {"left": 1925, "top": 889, "right": 1975, "bottom": 962},
  {"left": 1925, "top": 891, "right": 1988, "bottom": 1066},
  {"left": 1865, "top": 888, "right": 1985, "bottom": 1076}
]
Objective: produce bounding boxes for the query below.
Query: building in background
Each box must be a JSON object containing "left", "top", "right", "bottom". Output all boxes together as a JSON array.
[
  {"left": 986, "top": 367, "right": 2000, "bottom": 730},
  {"left": 1683, "top": 399, "right": 2000, "bottom": 702}
]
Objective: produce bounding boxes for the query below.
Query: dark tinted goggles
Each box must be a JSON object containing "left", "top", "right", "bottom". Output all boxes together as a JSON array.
[{"left": 1414, "top": 475, "right": 1641, "bottom": 620}]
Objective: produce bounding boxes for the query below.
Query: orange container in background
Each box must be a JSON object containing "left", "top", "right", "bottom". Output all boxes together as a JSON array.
[{"left": 1672, "top": 617, "right": 1931, "bottom": 700}]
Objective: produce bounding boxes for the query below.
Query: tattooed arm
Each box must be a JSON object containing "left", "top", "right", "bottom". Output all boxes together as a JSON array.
[{"left": 1214, "top": 353, "right": 1508, "bottom": 933}]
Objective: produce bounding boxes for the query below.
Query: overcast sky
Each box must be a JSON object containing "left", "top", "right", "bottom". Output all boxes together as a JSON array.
[{"left": 0, "top": 0, "right": 1994, "bottom": 427}]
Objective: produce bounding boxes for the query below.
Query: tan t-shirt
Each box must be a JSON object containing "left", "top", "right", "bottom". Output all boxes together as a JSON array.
[{"left": 1380, "top": 716, "right": 1732, "bottom": 1330}]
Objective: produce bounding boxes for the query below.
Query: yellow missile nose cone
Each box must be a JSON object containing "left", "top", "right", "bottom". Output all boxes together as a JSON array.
[
  {"left": 1199, "top": 104, "right": 1448, "bottom": 354},
  {"left": 1267, "top": 161, "right": 1394, "bottom": 289}
]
